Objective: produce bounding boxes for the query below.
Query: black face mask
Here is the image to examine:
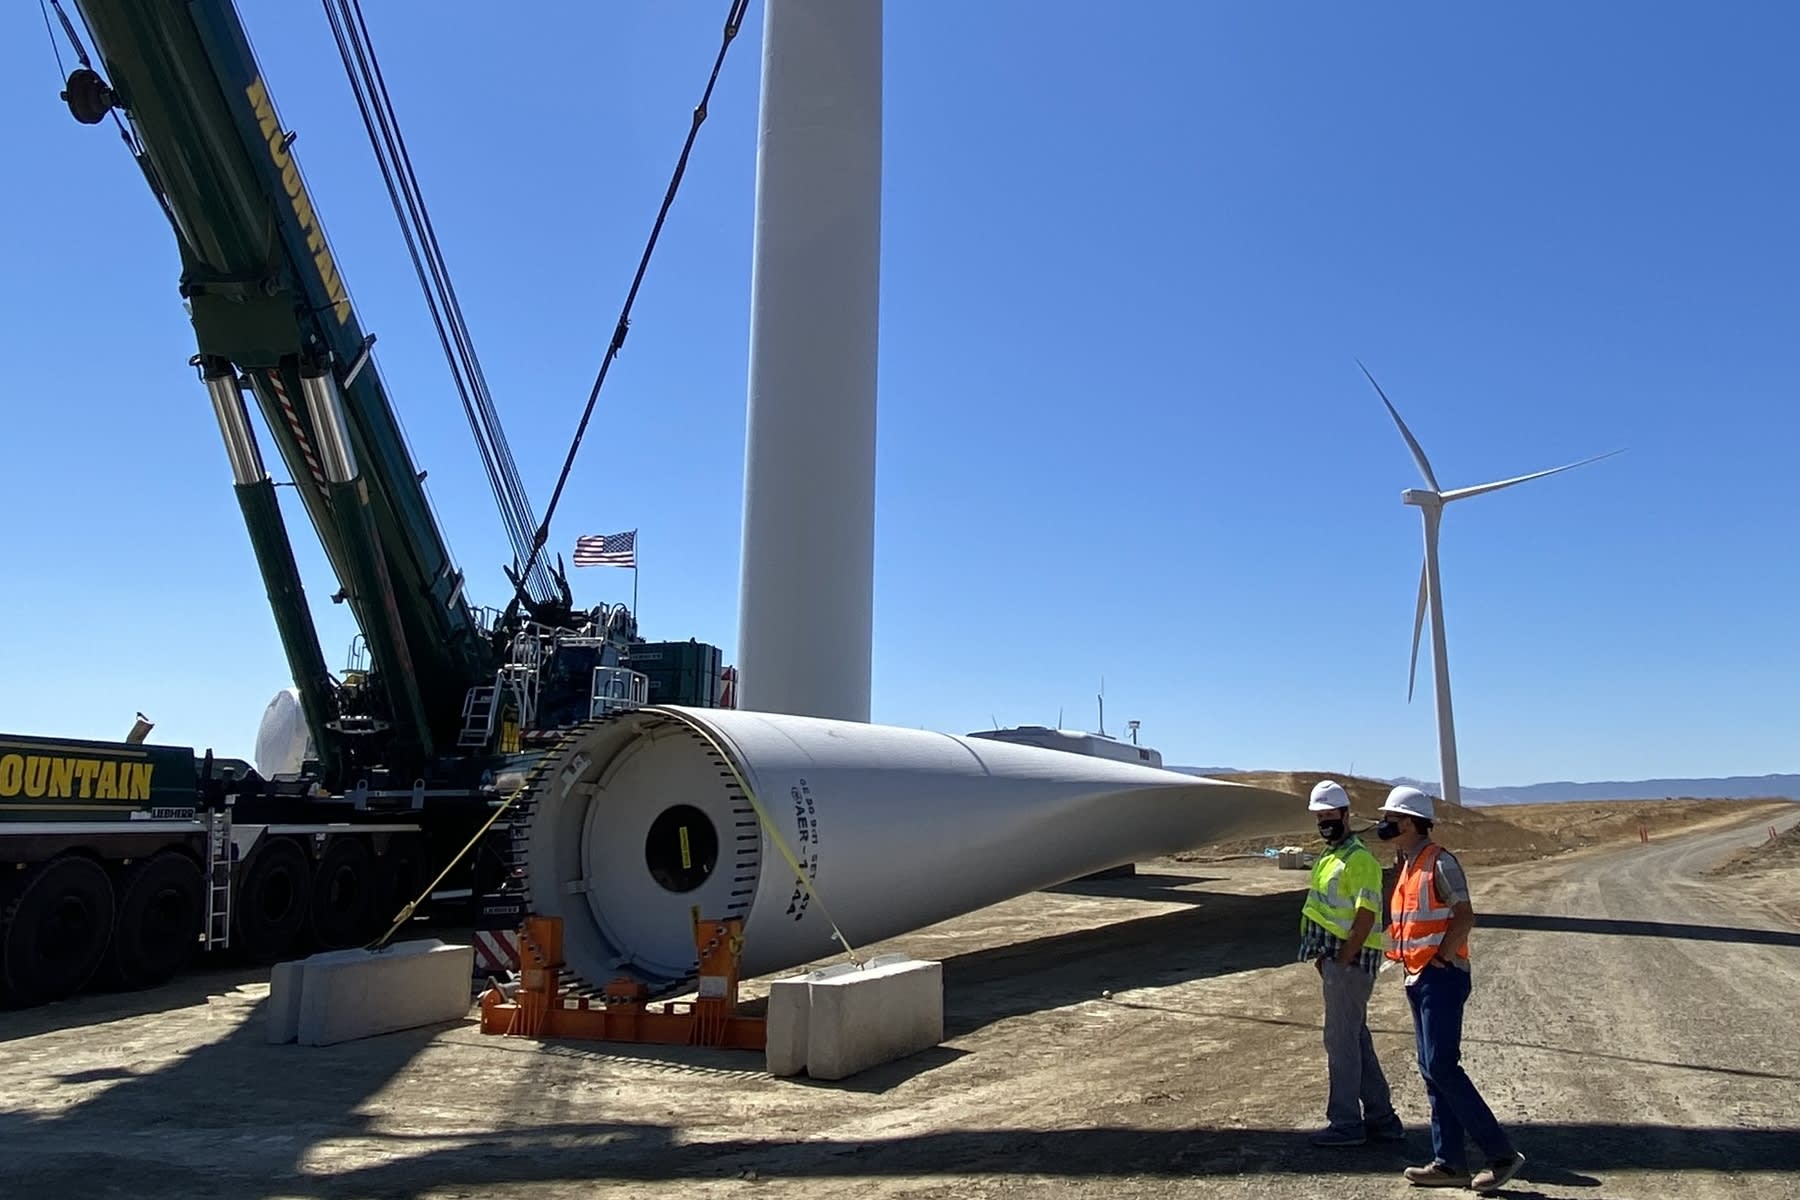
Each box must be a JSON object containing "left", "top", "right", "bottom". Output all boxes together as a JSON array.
[
  {"left": 1318, "top": 819, "right": 1347, "bottom": 844},
  {"left": 1376, "top": 818, "right": 1404, "bottom": 841}
]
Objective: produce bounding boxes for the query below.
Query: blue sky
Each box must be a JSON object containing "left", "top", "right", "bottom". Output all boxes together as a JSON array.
[{"left": 2, "top": 2, "right": 1794, "bottom": 786}]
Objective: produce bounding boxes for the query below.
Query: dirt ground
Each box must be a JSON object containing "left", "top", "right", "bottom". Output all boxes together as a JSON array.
[
  {"left": 2, "top": 800, "right": 1797, "bottom": 1199},
  {"left": 1710, "top": 820, "right": 1800, "bottom": 876},
  {"left": 1188, "top": 770, "right": 1798, "bottom": 869}
]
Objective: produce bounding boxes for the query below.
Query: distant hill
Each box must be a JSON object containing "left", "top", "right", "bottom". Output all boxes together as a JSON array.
[
  {"left": 1388, "top": 774, "right": 1800, "bottom": 806},
  {"left": 1169, "top": 765, "right": 1800, "bottom": 806}
]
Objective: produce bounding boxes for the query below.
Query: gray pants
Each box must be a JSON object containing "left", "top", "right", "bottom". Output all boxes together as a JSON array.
[{"left": 1319, "top": 957, "right": 1399, "bottom": 1134}]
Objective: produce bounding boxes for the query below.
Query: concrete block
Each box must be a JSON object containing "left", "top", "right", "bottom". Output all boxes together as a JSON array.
[
  {"left": 267, "top": 946, "right": 376, "bottom": 1044},
  {"left": 765, "top": 975, "right": 812, "bottom": 1076},
  {"left": 270, "top": 939, "right": 474, "bottom": 1047},
  {"left": 266, "top": 960, "right": 305, "bottom": 1044},
  {"left": 803, "top": 957, "right": 944, "bottom": 1082},
  {"left": 765, "top": 962, "right": 860, "bottom": 1076}
]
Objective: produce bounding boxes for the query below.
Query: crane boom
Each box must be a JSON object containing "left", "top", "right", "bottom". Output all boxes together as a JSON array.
[
  {"left": 3, "top": 0, "right": 743, "bottom": 1014},
  {"left": 64, "top": 0, "right": 494, "bottom": 776}
]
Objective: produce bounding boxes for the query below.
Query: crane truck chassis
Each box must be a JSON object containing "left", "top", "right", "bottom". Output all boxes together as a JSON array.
[{"left": 0, "top": 727, "right": 511, "bottom": 1009}]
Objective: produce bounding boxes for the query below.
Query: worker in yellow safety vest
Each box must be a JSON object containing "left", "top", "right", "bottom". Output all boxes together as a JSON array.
[{"left": 1299, "top": 779, "right": 1404, "bottom": 1147}]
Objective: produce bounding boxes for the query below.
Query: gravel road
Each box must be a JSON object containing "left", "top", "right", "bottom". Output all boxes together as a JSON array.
[{"left": 1438, "top": 808, "right": 1800, "bottom": 1196}]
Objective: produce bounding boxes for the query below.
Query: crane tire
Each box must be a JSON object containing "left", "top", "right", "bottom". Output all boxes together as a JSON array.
[
  {"left": 0, "top": 855, "right": 116, "bottom": 1009},
  {"left": 231, "top": 836, "right": 312, "bottom": 962},
  {"left": 307, "top": 836, "right": 374, "bottom": 950},
  {"left": 372, "top": 833, "right": 426, "bottom": 937},
  {"left": 95, "top": 851, "right": 204, "bottom": 992}
]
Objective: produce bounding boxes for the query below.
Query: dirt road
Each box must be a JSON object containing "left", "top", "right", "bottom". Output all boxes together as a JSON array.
[
  {"left": 2, "top": 807, "right": 1796, "bottom": 1199},
  {"left": 1440, "top": 807, "right": 1800, "bottom": 1190}
]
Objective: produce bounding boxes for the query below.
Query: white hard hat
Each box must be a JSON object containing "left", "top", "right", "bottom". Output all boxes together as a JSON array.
[
  {"left": 1380, "top": 785, "right": 1435, "bottom": 821},
  {"left": 1308, "top": 780, "right": 1350, "bottom": 813}
]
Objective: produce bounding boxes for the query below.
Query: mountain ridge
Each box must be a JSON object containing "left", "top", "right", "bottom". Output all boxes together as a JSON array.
[{"left": 1167, "top": 767, "right": 1800, "bottom": 806}]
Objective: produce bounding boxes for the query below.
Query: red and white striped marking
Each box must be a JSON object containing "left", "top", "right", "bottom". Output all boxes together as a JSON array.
[
  {"left": 474, "top": 928, "right": 520, "bottom": 974},
  {"left": 264, "top": 370, "right": 328, "bottom": 489}
]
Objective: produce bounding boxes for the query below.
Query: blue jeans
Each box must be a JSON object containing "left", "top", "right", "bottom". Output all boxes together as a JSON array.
[{"left": 1406, "top": 963, "right": 1515, "bottom": 1169}]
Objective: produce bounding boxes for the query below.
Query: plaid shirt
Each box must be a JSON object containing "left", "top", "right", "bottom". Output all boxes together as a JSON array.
[{"left": 1298, "top": 918, "right": 1385, "bottom": 976}]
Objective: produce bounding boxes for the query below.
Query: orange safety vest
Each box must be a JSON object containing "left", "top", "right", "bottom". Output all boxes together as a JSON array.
[{"left": 1384, "top": 842, "right": 1471, "bottom": 972}]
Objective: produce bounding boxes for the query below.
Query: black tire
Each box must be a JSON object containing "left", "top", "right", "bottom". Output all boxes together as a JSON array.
[
  {"left": 231, "top": 836, "right": 312, "bottom": 962},
  {"left": 373, "top": 833, "right": 426, "bottom": 936},
  {"left": 95, "top": 852, "right": 204, "bottom": 992},
  {"left": 307, "top": 837, "right": 374, "bottom": 950},
  {"left": 0, "top": 855, "right": 116, "bottom": 1008}
]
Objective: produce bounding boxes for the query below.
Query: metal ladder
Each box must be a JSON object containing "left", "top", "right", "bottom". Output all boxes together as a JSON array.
[
  {"left": 503, "top": 631, "right": 545, "bottom": 731},
  {"left": 459, "top": 684, "right": 499, "bottom": 748},
  {"left": 499, "top": 664, "right": 538, "bottom": 733},
  {"left": 204, "top": 806, "right": 233, "bottom": 950}
]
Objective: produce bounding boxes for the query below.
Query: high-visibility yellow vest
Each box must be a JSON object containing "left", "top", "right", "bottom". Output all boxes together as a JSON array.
[{"left": 1302, "top": 836, "right": 1386, "bottom": 949}]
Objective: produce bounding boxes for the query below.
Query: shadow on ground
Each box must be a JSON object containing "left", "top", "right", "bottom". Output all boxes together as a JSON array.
[
  {"left": 283, "top": 1119, "right": 1800, "bottom": 1195},
  {"left": 472, "top": 1023, "right": 968, "bottom": 1093},
  {"left": 1106, "top": 995, "right": 1800, "bottom": 1084},
  {"left": 0, "top": 962, "right": 273, "bottom": 1041},
  {"left": 1, "top": 918, "right": 479, "bottom": 1040},
  {"left": 1045, "top": 870, "right": 1234, "bottom": 902},
  {"left": 1481, "top": 912, "right": 1800, "bottom": 949},
  {"left": 13, "top": 1117, "right": 1792, "bottom": 1198},
  {"left": 937, "top": 882, "right": 1306, "bottom": 1036}
]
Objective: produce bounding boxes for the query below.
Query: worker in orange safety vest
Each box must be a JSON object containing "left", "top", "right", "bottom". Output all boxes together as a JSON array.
[{"left": 1376, "top": 785, "right": 1527, "bottom": 1194}]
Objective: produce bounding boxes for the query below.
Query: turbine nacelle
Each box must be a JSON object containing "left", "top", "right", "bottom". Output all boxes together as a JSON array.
[{"left": 1401, "top": 488, "right": 1440, "bottom": 508}]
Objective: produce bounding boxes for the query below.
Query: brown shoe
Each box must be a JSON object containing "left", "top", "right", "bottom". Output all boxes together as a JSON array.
[
  {"left": 1471, "top": 1151, "right": 1527, "bottom": 1192},
  {"left": 1403, "top": 1161, "right": 1472, "bottom": 1187}
]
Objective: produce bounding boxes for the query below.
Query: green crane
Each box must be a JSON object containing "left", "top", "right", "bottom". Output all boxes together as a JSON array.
[{"left": 53, "top": 0, "right": 568, "bottom": 786}]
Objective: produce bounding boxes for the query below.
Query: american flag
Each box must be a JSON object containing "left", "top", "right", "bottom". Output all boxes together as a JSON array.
[{"left": 573, "top": 529, "right": 636, "bottom": 568}]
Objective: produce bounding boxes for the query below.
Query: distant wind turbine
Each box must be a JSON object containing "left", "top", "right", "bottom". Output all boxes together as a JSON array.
[{"left": 1358, "top": 361, "right": 1623, "bottom": 808}]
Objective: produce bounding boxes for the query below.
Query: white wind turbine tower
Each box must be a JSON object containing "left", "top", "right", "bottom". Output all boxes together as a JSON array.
[{"left": 1358, "top": 362, "right": 1622, "bottom": 808}]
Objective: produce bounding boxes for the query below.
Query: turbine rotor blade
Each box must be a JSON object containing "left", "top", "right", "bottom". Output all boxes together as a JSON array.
[
  {"left": 1439, "top": 448, "right": 1625, "bottom": 503},
  {"left": 1408, "top": 558, "right": 1427, "bottom": 703},
  {"left": 1358, "top": 359, "right": 1442, "bottom": 492}
]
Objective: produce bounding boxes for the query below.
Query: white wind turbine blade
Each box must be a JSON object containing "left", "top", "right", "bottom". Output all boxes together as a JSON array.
[
  {"left": 1408, "top": 558, "right": 1427, "bottom": 703},
  {"left": 1439, "top": 448, "right": 1625, "bottom": 503},
  {"left": 1358, "top": 359, "right": 1441, "bottom": 492}
]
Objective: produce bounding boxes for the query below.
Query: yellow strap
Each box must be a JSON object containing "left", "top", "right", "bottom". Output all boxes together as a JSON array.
[
  {"left": 365, "top": 776, "right": 527, "bottom": 952},
  {"left": 658, "top": 707, "right": 862, "bottom": 966}
]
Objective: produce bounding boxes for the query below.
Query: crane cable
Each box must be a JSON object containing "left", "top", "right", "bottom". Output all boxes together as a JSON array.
[
  {"left": 323, "top": 0, "right": 548, "bottom": 602},
  {"left": 515, "top": 0, "right": 751, "bottom": 588},
  {"left": 322, "top": 0, "right": 556, "bottom": 604}
]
